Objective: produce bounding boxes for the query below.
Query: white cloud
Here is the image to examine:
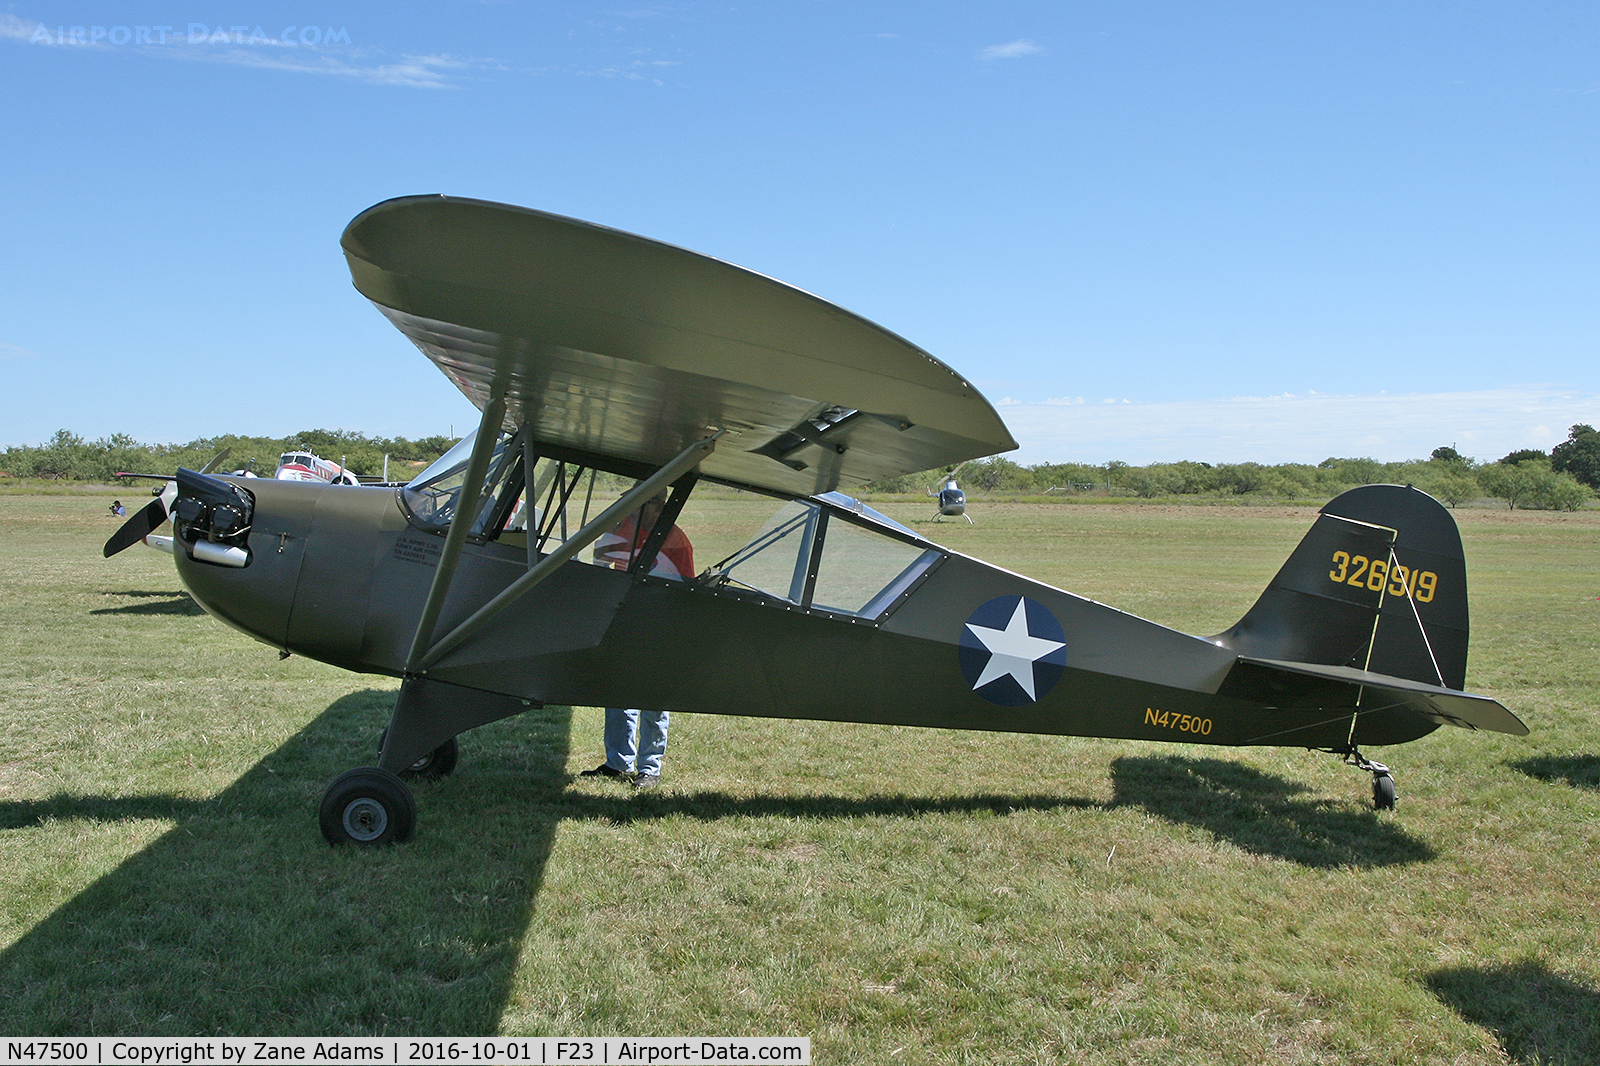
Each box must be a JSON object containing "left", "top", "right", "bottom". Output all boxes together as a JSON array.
[
  {"left": 0, "top": 339, "right": 42, "bottom": 360},
  {"left": 566, "top": 57, "right": 680, "bottom": 83},
  {"left": 173, "top": 48, "right": 481, "bottom": 89},
  {"left": 1, "top": 15, "right": 39, "bottom": 42},
  {"left": 979, "top": 38, "right": 1044, "bottom": 60},
  {"left": 991, "top": 386, "right": 1600, "bottom": 465}
]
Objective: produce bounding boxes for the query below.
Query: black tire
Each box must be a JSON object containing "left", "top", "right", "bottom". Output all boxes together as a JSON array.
[
  {"left": 1372, "top": 772, "right": 1397, "bottom": 811},
  {"left": 376, "top": 730, "right": 460, "bottom": 780},
  {"left": 319, "top": 766, "right": 416, "bottom": 845}
]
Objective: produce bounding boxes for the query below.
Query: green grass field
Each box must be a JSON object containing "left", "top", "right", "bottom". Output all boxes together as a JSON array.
[{"left": 0, "top": 492, "right": 1596, "bottom": 1063}]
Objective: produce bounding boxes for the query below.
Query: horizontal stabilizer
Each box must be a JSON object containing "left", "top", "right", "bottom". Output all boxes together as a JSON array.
[{"left": 1233, "top": 656, "right": 1527, "bottom": 737}]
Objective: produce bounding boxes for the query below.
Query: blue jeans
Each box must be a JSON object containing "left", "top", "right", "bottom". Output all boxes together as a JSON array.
[{"left": 604, "top": 708, "right": 670, "bottom": 776}]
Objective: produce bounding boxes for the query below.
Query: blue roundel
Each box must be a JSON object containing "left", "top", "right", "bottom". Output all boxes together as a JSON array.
[{"left": 958, "top": 595, "right": 1068, "bottom": 707}]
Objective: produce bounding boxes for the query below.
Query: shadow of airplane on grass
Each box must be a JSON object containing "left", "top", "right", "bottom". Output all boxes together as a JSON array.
[
  {"left": 1427, "top": 960, "right": 1600, "bottom": 1065},
  {"left": 0, "top": 689, "right": 1102, "bottom": 1035},
  {"left": 0, "top": 689, "right": 572, "bottom": 1035},
  {"left": 1109, "top": 755, "right": 1435, "bottom": 868},
  {"left": 1511, "top": 754, "right": 1600, "bottom": 792},
  {"left": 565, "top": 788, "right": 1100, "bottom": 826},
  {"left": 90, "top": 589, "right": 206, "bottom": 617},
  {"left": 0, "top": 702, "right": 1436, "bottom": 1034}
]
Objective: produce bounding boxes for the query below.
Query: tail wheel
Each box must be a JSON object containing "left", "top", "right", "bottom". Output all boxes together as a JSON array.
[
  {"left": 1372, "top": 772, "right": 1397, "bottom": 810},
  {"left": 319, "top": 767, "right": 416, "bottom": 846}
]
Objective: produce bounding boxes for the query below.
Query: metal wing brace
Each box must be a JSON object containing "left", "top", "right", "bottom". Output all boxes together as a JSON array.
[{"left": 402, "top": 387, "right": 720, "bottom": 676}]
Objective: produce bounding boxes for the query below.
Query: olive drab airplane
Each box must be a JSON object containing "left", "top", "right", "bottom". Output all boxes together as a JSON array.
[{"left": 140, "top": 195, "right": 1525, "bottom": 845}]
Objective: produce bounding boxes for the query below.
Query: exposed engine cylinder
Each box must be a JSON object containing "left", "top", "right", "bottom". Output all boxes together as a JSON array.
[{"left": 172, "top": 468, "right": 255, "bottom": 567}]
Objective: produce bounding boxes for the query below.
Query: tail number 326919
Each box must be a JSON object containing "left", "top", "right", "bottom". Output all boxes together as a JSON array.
[{"left": 1329, "top": 551, "right": 1437, "bottom": 602}]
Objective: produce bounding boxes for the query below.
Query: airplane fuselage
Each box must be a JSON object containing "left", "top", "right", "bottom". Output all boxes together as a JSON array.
[{"left": 175, "top": 477, "right": 1427, "bottom": 763}]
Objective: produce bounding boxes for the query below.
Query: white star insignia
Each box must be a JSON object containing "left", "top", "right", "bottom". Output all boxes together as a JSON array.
[{"left": 964, "top": 599, "right": 1066, "bottom": 700}]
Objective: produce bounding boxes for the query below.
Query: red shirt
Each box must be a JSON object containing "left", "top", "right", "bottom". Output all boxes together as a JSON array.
[{"left": 594, "top": 515, "right": 694, "bottom": 580}]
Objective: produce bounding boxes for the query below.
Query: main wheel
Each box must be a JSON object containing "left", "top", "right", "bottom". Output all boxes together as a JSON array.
[
  {"left": 376, "top": 730, "right": 460, "bottom": 780},
  {"left": 1372, "top": 772, "right": 1397, "bottom": 811},
  {"left": 319, "top": 766, "right": 416, "bottom": 845}
]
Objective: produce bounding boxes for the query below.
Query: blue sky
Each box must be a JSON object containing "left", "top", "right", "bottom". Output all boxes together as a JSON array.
[{"left": 2, "top": 2, "right": 1595, "bottom": 465}]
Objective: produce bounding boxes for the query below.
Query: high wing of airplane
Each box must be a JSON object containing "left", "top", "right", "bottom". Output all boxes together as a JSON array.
[{"left": 150, "top": 195, "right": 1524, "bottom": 845}]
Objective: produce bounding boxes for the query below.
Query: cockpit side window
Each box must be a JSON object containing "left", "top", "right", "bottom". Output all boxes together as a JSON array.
[
  {"left": 518, "top": 456, "right": 642, "bottom": 563},
  {"left": 680, "top": 486, "right": 939, "bottom": 621},
  {"left": 401, "top": 430, "right": 653, "bottom": 569},
  {"left": 809, "top": 517, "right": 937, "bottom": 617},
  {"left": 692, "top": 499, "right": 819, "bottom": 604}
]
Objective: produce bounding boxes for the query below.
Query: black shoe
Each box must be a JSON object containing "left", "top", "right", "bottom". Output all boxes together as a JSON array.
[
  {"left": 580, "top": 763, "right": 629, "bottom": 780},
  {"left": 632, "top": 773, "right": 660, "bottom": 790}
]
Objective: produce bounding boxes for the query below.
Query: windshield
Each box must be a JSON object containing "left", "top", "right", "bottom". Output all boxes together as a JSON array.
[
  {"left": 407, "top": 434, "right": 475, "bottom": 489},
  {"left": 402, "top": 431, "right": 511, "bottom": 530},
  {"left": 402, "top": 431, "right": 648, "bottom": 554}
]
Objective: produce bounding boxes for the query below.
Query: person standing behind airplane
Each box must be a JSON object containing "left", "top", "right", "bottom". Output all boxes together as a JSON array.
[{"left": 581, "top": 492, "right": 694, "bottom": 789}]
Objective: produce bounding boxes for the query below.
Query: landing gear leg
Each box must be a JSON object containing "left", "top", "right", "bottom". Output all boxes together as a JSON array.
[
  {"left": 1335, "top": 749, "right": 1396, "bottom": 810},
  {"left": 378, "top": 728, "right": 460, "bottom": 780}
]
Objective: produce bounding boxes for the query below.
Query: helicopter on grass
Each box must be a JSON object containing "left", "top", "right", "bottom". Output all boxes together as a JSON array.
[
  {"left": 109, "top": 195, "right": 1526, "bottom": 845},
  {"left": 928, "top": 463, "right": 972, "bottom": 523}
]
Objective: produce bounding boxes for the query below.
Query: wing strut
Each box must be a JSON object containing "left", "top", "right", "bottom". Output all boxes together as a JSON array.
[
  {"left": 409, "top": 429, "right": 721, "bottom": 675},
  {"left": 405, "top": 383, "right": 509, "bottom": 672}
]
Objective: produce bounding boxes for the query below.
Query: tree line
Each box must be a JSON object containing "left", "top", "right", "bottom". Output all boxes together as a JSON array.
[
  {"left": 864, "top": 424, "right": 1600, "bottom": 512},
  {"left": 0, "top": 429, "right": 455, "bottom": 483},
  {"left": 4, "top": 424, "right": 1596, "bottom": 511}
]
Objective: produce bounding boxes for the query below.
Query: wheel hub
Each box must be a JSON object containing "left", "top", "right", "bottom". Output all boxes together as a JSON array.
[{"left": 342, "top": 797, "right": 389, "bottom": 842}]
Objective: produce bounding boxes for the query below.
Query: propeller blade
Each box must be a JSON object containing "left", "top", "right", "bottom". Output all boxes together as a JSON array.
[
  {"left": 104, "top": 495, "right": 172, "bottom": 558},
  {"left": 198, "top": 447, "right": 233, "bottom": 475}
]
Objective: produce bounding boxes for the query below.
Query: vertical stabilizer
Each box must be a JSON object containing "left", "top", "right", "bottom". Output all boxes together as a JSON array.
[
  {"left": 1215, "top": 485, "right": 1470, "bottom": 690},
  {"left": 1322, "top": 484, "right": 1469, "bottom": 690}
]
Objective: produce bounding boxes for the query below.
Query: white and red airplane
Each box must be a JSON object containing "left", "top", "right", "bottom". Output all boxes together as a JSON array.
[{"left": 272, "top": 449, "right": 360, "bottom": 486}]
